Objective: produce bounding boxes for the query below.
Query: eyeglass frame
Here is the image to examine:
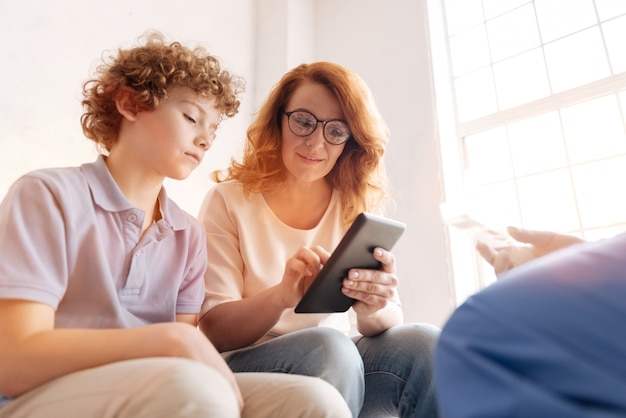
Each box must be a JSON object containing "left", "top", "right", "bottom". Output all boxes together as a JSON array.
[{"left": 283, "top": 110, "right": 352, "bottom": 145}]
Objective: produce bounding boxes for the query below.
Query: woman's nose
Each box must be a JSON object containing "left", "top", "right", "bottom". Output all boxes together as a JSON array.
[{"left": 306, "top": 125, "right": 325, "bottom": 147}]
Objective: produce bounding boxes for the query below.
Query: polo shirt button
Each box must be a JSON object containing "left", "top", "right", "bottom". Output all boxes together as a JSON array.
[
  {"left": 135, "top": 251, "right": 142, "bottom": 257},
  {"left": 128, "top": 214, "right": 137, "bottom": 222}
]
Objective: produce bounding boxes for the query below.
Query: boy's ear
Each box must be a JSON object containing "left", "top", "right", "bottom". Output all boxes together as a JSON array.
[{"left": 115, "top": 88, "right": 139, "bottom": 121}]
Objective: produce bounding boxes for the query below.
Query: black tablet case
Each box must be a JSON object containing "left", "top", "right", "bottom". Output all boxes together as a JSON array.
[{"left": 295, "top": 212, "right": 407, "bottom": 313}]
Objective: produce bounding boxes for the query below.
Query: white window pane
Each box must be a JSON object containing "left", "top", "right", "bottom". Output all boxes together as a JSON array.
[
  {"left": 464, "top": 127, "right": 513, "bottom": 182},
  {"left": 444, "top": 0, "right": 484, "bottom": 35},
  {"left": 493, "top": 48, "right": 551, "bottom": 109},
  {"left": 472, "top": 180, "right": 522, "bottom": 229},
  {"left": 544, "top": 27, "right": 611, "bottom": 93},
  {"left": 572, "top": 156, "right": 626, "bottom": 228},
  {"left": 595, "top": 0, "right": 626, "bottom": 20},
  {"left": 487, "top": 3, "right": 540, "bottom": 62},
  {"left": 517, "top": 170, "right": 580, "bottom": 231},
  {"left": 455, "top": 67, "right": 498, "bottom": 121},
  {"left": 584, "top": 224, "right": 626, "bottom": 241},
  {"left": 508, "top": 112, "right": 568, "bottom": 175},
  {"left": 449, "top": 24, "right": 491, "bottom": 76},
  {"left": 561, "top": 94, "right": 626, "bottom": 163},
  {"left": 446, "top": 227, "right": 484, "bottom": 302},
  {"left": 482, "top": 0, "right": 532, "bottom": 20},
  {"left": 535, "top": 0, "right": 598, "bottom": 43},
  {"left": 602, "top": 15, "right": 626, "bottom": 74}
]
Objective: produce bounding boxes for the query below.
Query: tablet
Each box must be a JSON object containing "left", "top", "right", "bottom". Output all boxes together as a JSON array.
[{"left": 295, "top": 212, "right": 407, "bottom": 313}]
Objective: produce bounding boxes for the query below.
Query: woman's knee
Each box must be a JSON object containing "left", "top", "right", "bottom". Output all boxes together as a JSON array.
[
  {"left": 355, "top": 323, "right": 440, "bottom": 359},
  {"left": 291, "top": 328, "right": 364, "bottom": 416},
  {"left": 394, "top": 323, "right": 440, "bottom": 354},
  {"left": 291, "top": 328, "right": 364, "bottom": 375}
]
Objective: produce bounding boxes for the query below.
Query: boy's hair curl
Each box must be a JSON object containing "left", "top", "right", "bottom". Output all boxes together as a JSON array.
[{"left": 81, "top": 31, "right": 245, "bottom": 152}]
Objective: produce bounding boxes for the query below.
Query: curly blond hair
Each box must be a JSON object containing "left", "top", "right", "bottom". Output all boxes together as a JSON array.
[
  {"left": 213, "top": 62, "right": 391, "bottom": 226},
  {"left": 81, "top": 31, "right": 245, "bottom": 153}
]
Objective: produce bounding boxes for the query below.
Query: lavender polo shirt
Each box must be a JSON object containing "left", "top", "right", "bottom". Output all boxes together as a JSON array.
[{"left": 0, "top": 155, "right": 207, "bottom": 328}]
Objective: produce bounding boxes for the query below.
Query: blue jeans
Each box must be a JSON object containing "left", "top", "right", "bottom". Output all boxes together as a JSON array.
[{"left": 224, "top": 324, "right": 440, "bottom": 418}]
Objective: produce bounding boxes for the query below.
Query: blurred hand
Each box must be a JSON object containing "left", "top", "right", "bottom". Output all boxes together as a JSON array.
[{"left": 477, "top": 226, "right": 584, "bottom": 275}]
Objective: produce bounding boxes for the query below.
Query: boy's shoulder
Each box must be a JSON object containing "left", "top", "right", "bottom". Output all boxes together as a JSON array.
[
  {"left": 16, "top": 165, "right": 87, "bottom": 193},
  {"left": 2, "top": 165, "right": 92, "bottom": 220},
  {"left": 13, "top": 158, "right": 114, "bottom": 202}
]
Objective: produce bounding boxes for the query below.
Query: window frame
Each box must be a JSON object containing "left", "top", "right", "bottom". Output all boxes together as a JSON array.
[{"left": 428, "top": 0, "right": 626, "bottom": 305}]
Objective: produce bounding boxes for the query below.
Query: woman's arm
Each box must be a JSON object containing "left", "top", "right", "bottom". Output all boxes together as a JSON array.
[
  {"left": 200, "top": 246, "right": 323, "bottom": 352},
  {"left": 199, "top": 288, "right": 287, "bottom": 352},
  {"left": 176, "top": 313, "right": 198, "bottom": 325}
]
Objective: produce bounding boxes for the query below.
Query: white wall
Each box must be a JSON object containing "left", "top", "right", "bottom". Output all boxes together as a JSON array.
[
  {"left": 0, "top": 0, "right": 256, "bottom": 215},
  {"left": 0, "top": 0, "right": 454, "bottom": 327}
]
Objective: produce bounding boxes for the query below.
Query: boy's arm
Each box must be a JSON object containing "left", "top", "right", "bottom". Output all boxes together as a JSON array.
[{"left": 0, "top": 299, "right": 238, "bottom": 400}]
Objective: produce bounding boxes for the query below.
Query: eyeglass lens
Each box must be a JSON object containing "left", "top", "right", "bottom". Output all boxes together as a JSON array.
[{"left": 286, "top": 111, "right": 351, "bottom": 145}]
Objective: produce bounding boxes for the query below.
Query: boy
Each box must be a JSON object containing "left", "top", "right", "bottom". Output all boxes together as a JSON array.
[{"left": 0, "top": 32, "right": 350, "bottom": 418}]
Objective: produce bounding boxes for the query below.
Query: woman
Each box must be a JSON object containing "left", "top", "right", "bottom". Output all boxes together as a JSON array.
[{"left": 198, "top": 62, "right": 440, "bottom": 418}]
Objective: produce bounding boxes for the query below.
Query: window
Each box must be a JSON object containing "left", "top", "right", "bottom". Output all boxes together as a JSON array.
[{"left": 429, "top": 0, "right": 626, "bottom": 304}]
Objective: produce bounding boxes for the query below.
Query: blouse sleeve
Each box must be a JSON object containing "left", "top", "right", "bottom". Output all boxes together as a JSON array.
[
  {"left": 175, "top": 218, "right": 208, "bottom": 315},
  {"left": 198, "top": 184, "right": 246, "bottom": 317}
]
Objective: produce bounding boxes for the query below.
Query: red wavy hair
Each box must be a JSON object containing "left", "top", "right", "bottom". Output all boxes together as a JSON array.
[{"left": 213, "top": 62, "right": 391, "bottom": 226}]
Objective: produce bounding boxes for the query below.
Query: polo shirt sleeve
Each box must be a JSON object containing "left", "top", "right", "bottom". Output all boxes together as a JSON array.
[
  {"left": 0, "top": 172, "right": 70, "bottom": 308},
  {"left": 176, "top": 219, "right": 208, "bottom": 315}
]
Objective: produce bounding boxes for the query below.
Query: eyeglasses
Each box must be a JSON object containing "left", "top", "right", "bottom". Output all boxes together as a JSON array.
[{"left": 283, "top": 110, "right": 351, "bottom": 145}]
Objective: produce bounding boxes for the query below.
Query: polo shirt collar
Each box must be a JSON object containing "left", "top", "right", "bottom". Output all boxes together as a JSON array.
[{"left": 81, "top": 155, "right": 189, "bottom": 231}]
